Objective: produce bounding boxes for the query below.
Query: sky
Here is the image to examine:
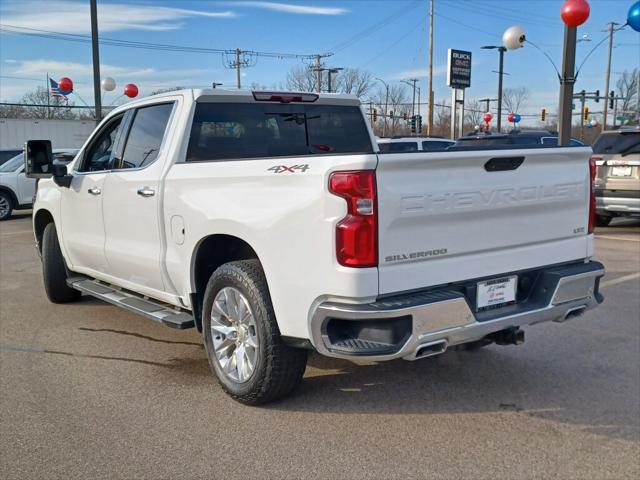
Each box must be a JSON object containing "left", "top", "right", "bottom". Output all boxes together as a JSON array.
[{"left": 0, "top": 0, "right": 638, "bottom": 126}]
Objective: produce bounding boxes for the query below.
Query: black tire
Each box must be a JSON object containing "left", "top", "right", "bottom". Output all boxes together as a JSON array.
[
  {"left": 0, "top": 191, "right": 13, "bottom": 221},
  {"left": 202, "top": 260, "right": 307, "bottom": 405},
  {"left": 42, "top": 223, "right": 81, "bottom": 303},
  {"left": 595, "top": 214, "right": 613, "bottom": 227}
]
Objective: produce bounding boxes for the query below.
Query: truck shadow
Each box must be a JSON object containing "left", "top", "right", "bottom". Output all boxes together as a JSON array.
[{"left": 265, "top": 347, "right": 639, "bottom": 441}]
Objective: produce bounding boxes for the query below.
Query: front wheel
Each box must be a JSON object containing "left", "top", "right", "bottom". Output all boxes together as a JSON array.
[
  {"left": 42, "top": 223, "right": 81, "bottom": 303},
  {"left": 202, "top": 260, "right": 307, "bottom": 405}
]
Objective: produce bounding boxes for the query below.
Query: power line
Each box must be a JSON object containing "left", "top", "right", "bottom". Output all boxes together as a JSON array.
[
  {"left": 0, "top": 23, "right": 321, "bottom": 60},
  {"left": 329, "top": 0, "right": 421, "bottom": 53}
]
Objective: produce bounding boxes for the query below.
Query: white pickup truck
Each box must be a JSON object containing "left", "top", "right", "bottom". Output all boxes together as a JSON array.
[{"left": 26, "top": 89, "right": 604, "bottom": 404}]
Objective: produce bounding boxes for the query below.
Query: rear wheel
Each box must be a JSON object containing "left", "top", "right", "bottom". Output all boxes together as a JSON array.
[
  {"left": 42, "top": 223, "right": 81, "bottom": 303},
  {"left": 202, "top": 260, "right": 307, "bottom": 405},
  {"left": 595, "top": 214, "right": 613, "bottom": 227},
  {"left": 0, "top": 191, "right": 13, "bottom": 221}
]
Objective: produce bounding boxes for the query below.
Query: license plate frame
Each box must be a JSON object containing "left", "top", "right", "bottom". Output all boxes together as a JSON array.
[{"left": 476, "top": 275, "right": 518, "bottom": 312}]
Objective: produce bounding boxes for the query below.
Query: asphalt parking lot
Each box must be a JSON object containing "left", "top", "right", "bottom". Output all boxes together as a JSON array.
[{"left": 1, "top": 213, "right": 638, "bottom": 479}]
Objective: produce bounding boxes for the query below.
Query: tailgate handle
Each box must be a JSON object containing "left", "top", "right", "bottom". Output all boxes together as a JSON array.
[{"left": 485, "top": 156, "right": 525, "bottom": 172}]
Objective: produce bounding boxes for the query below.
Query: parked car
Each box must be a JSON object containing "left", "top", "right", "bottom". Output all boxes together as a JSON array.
[
  {"left": 592, "top": 128, "right": 640, "bottom": 225},
  {"left": 377, "top": 136, "right": 455, "bottom": 152},
  {"left": 452, "top": 130, "right": 584, "bottom": 148},
  {"left": 0, "top": 149, "right": 77, "bottom": 220},
  {"left": 0, "top": 149, "right": 23, "bottom": 166},
  {"left": 26, "top": 89, "right": 604, "bottom": 404}
]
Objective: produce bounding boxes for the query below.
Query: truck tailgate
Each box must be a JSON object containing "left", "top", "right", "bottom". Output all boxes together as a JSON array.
[{"left": 376, "top": 147, "right": 593, "bottom": 295}]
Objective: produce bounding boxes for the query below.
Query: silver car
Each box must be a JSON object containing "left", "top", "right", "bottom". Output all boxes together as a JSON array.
[{"left": 593, "top": 128, "right": 640, "bottom": 226}]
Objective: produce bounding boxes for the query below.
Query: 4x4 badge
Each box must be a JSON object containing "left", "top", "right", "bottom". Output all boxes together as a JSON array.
[{"left": 268, "top": 164, "right": 310, "bottom": 174}]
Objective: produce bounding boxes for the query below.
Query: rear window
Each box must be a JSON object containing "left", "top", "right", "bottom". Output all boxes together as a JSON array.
[
  {"left": 593, "top": 132, "right": 640, "bottom": 155},
  {"left": 378, "top": 142, "right": 419, "bottom": 153},
  {"left": 186, "top": 103, "right": 372, "bottom": 161}
]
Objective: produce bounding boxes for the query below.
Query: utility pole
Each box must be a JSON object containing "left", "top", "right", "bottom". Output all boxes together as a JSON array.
[
  {"left": 602, "top": 22, "right": 618, "bottom": 130},
  {"left": 314, "top": 55, "right": 322, "bottom": 92},
  {"left": 479, "top": 98, "right": 498, "bottom": 114},
  {"left": 236, "top": 49, "right": 242, "bottom": 89},
  {"left": 90, "top": 0, "right": 102, "bottom": 124},
  {"left": 427, "top": 0, "right": 435, "bottom": 136}
]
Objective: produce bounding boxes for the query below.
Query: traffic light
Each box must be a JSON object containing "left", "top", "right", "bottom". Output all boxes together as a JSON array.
[
  {"left": 416, "top": 114, "right": 422, "bottom": 133},
  {"left": 609, "top": 90, "right": 615, "bottom": 110},
  {"left": 594, "top": 90, "right": 600, "bottom": 103},
  {"left": 372, "top": 108, "right": 377, "bottom": 122},
  {"left": 409, "top": 116, "right": 416, "bottom": 133},
  {"left": 541, "top": 108, "right": 546, "bottom": 122},
  {"left": 583, "top": 106, "right": 589, "bottom": 121},
  {"left": 389, "top": 110, "right": 394, "bottom": 119},
  {"left": 402, "top": 112, "right": 408, "bottom": 121}
]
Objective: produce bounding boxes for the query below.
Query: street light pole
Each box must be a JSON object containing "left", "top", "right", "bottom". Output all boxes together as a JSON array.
[
  {"left": 558, "top": 25, "right": 578, "bottom": 145},
  {"left": 327, "top": 67, "right": 343, "bottom": 93},
  {"left": 90, "top": 0, "right": 102, "bottom": 124},
  {"left": 481, "top": 45, "right": 507, "bottom": 132},
  {"left": 602, "top": 22, "right": 618, "bottom": 130},
  {"left": 427, "top": 0, "right": 435, "bottom": 136},
  {"left": 497, "top": 47, "right": 505, "bottom": 132}
]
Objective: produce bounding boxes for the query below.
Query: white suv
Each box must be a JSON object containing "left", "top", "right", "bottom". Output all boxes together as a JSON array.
[{"left": 377, "top": 136, "right": 454, "bottom": 153}]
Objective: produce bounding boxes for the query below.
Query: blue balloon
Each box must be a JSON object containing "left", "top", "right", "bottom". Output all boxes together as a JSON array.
[
  {"left": 514, "top": 113, "right": 521, "bottom": 123},
  {"left": 629, "top": 1, "right": 640, "bottom": 32}
]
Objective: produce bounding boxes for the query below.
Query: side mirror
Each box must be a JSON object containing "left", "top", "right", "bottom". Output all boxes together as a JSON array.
[{"left": 24, "top": 140, "right": 54, "bottom": 178}]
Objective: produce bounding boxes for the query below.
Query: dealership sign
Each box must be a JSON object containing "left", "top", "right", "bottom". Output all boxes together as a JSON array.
[{"left": 447, "top": 49, "right": 472, "bottom": 89}]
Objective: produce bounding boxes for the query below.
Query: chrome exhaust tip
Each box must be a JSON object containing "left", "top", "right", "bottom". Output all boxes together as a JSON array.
[
  {"left": 414, "top": 339, "right": 448, "bottom": 359},
  {"left": 555, "top": 305, "right": 588, "bottom": 323}
]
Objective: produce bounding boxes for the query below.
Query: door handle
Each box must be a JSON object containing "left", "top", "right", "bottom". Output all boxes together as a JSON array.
[
  {"left": 137, "top": 187, "right": 155, "bottom": 197},
  {"left": 87, "top": 187, "right": 101, "bottom": 196}
]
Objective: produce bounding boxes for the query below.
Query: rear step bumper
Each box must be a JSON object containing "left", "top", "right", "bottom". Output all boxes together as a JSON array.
[
  {"left": 67, "top": 277, "right": 195, "bottom": 329},
  {"left": 310, "top": 261, "right": 604, "bottom": 361}
]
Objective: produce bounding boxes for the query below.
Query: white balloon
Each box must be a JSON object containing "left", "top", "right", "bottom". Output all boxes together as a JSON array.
[
  {"left": 502, "top": 26, "right": 526, "bottom": 50},
  {"left": 101, "top": 77, "right": 116, "bottom": 91}
]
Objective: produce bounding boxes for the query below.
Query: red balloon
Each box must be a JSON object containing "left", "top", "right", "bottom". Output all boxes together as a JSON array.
[
  {"left": 507, "top": 112, "right": 515, "bottom": 122},
  {"left": 561, "top": 0, "right": 590, "bottom": 27},
  {"left": 483, "top": 112, "right": 493, "bottom": 123},
  {"left": 58, "top": 77, "right": 73, "bottom": 93},
  {"left": 124, "top": 83, "right": 139, "bottom": 98}
]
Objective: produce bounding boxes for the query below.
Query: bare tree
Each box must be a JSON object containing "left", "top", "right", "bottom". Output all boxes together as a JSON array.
[
  {"left": 616, "top": 68, "right": 639, "bottom": 124},
  {"left": 432, "top": 99, "right": 451, "bottom": 138},
  {"left": 502, "top": 87, "right": 529, "bottom": 114},
  {"left": 0, "top": 104, "right": 28, "bottom": 119},
  {"left": 464, "top": 98, "right": 484, "bottom": 131},
  {"left": 332, "top": 68, "right": 374, "bottom": 97},
  {"left": 368, "top": 84, "right": 410, "bottom": 136},
  {"left": 150, "top": 86, "right": 184, "bottom": 95},
  {"left": 19, "top": 87, "right": 75, "bottom": 119},
  {"left": 286, "top": 65, "right": 322, "bottom": 92},
  {"left": 286, "top": 65, "right": 373, "bottom": 97}
]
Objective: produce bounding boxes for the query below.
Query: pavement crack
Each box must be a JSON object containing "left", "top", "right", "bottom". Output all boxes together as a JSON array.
[{"left": 78, "top": 327, "right": 202, "bottom": 347}]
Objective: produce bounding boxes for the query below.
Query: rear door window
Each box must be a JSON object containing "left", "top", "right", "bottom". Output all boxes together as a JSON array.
[
  {"left": 187, "top": 103, "right": 372, "bottom": 161},
  {"left": 378, "top": 142, "right": 418, "bottom": 153},
  {"left": 117, "top": 103, "right": 174, "bottom": 169},
  {"left": 422, "top": 141, "right": 453, "bottom": 151}
]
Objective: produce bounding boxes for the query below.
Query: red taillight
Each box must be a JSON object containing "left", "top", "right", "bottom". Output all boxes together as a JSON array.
[
  {"left": 329, "top": 170, "right": 377, "bottom": 268},
  {"left": 589, "top": 155, "right": 597, "bottom": 234}
]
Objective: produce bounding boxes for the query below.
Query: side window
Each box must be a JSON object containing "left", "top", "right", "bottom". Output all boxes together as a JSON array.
[
  {"left": 422, "top": 141, "right": 454, "bottom": 151},
  {"left": 80, "top": 115, "right": 124, "bottom": 172},
  {"left": 117, "top": 103, "right": 173, "bottom": 170}
]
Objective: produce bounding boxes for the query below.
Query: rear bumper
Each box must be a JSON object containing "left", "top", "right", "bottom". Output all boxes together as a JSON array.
[
  {"left": 596, "top": 193, "right": 640, "bottom": 214},
  {"left": 310, "top": 261, "right": 605, "bottom": 361}
]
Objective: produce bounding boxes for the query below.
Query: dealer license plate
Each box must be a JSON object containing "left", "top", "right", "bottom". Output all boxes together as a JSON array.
[
  {"left": 476, "top": 276, "right": 517, "bottom": 311},
  {"left": 611, "top": 166, "right": 632, "bottom": 177}
]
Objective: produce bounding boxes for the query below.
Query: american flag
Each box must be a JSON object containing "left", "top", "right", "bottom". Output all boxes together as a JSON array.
[{"left": 49, "top": 78, "right": 68, "bottom": 99}]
